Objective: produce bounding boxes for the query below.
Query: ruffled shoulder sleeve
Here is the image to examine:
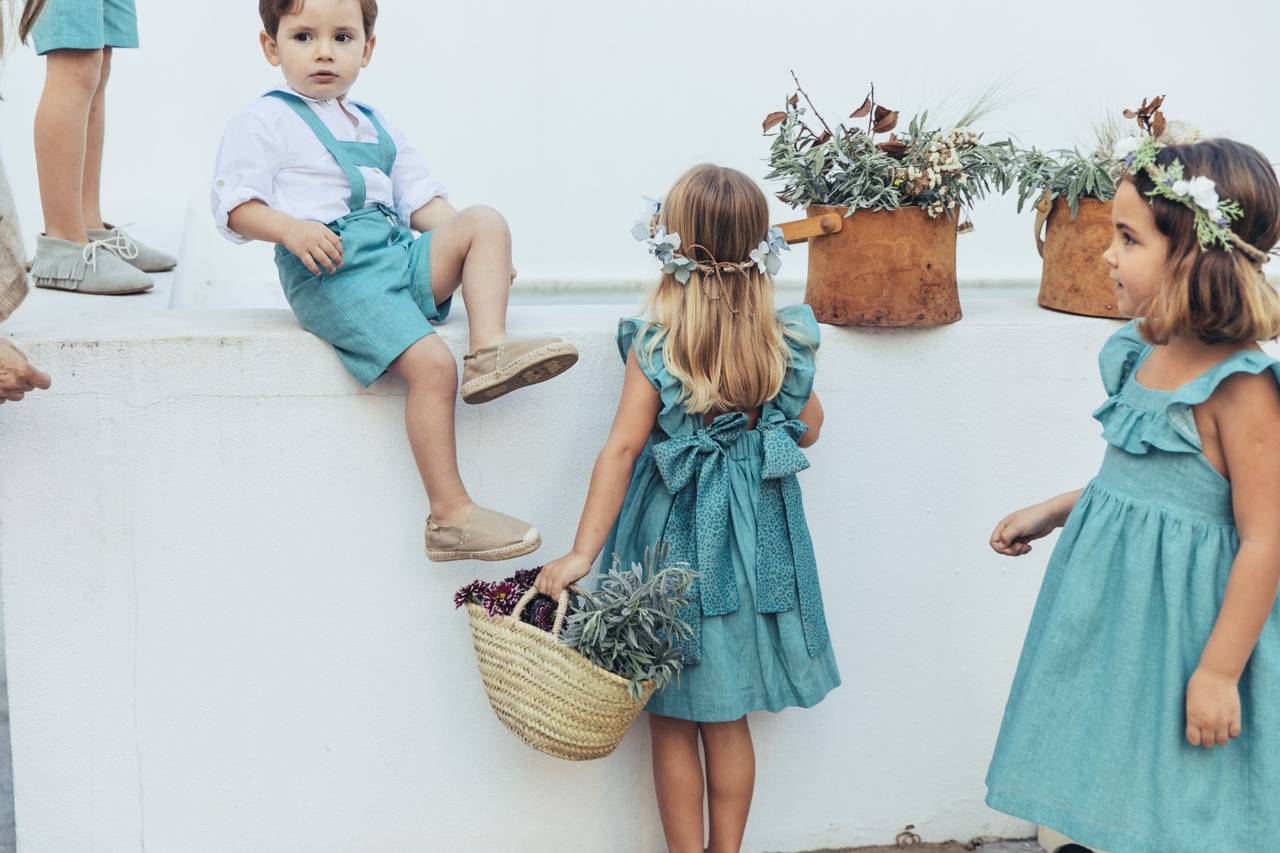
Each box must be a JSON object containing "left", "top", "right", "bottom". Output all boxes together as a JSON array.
[
  {"left": 1098, "top": 320, "right": 1149, "bottom": 396},
  {"left": 1174, "top": 349, "right": 1280, "bottom": 408},
  {"left": 1093, "top": 330, "right": 1280, "bottom": 455},
  {"left": 616, "top": 318, "right": 660, "bottom": 387},
  {"left": 616, "top": 318, "right": 695, "bottom": 436},
  {"left": 770, "top": 304, "right": 820, "bottom": 420}
]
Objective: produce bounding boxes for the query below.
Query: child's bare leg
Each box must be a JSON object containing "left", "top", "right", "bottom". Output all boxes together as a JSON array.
[
  {"left": 701, "top": 717, "right": 755, "bottom": 853},
  {"left": 34, "top": 49, "right": 103, "bottom": 243},
  {"left": 387, "top": 335, "right": 471, "bottom": 524},
  {"left": 426, "top": 205, "right": 512, "bottom": 351},
  {"left": 650, "top": 714, "right": 705, "bottom": 853},
  {"left": 81, "top": 48, "right": 111, "bottom": 231}
]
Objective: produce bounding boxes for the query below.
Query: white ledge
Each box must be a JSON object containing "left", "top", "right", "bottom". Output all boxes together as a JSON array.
[{"left": 1, "top": 297, "right": 1130, "bottom": 852}]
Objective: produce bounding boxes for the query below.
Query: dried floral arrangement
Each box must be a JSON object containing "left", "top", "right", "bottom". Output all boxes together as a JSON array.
[
  {"left": 1012, "top": 96, "right": 1185, "bottom": 218},
  {"left": 455, "top": 550, "right": 696, "bottom": 701},
  {"left": 762, "top": 74, "right": 1016, "bottom": 223}
]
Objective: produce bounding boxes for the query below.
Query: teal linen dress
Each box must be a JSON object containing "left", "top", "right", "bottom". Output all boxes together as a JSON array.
[
  {"left": 602, "top": 304, "right": 841, "bottom": 723},
  {"left": 986, "top": 321, "right": 1280, "bottom": 853}
]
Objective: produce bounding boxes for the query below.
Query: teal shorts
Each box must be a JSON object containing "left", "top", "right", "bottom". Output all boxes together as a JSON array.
[
  {"left": 274, "top": 205, "right": 452, "bottom": 387},
  {"left": 33, "top": 0, "right": 139, "bottom": 54}
]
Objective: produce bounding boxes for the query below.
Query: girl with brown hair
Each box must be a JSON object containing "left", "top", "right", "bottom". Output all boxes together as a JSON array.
[{"left": 988, "top": 136, "right": 1280, "bottom": 853}]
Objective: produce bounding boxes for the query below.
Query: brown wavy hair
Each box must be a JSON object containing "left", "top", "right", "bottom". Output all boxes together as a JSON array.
[
  {"left": 639, "top": 164, "right": 813, "bottom": 415},
  {"left": 259, "top": 0, "right": 378, "bottom": 39},
  {"left": 1131, "top": 138, "right": 1280, "bottom": 344}
]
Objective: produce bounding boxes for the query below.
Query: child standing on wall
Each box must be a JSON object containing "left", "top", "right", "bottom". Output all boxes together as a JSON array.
[
  {"left": 987, "top": 136, "right": 1280, "bottom": 853},
  {"left": 25, "top": 0, "right": 176, "bottom": 295},
  {"left": 212, "top": 0, "right": 578, "bottom": 562},
  {"left": 536, "top": 165, "right": 840, "bottom": 853}
]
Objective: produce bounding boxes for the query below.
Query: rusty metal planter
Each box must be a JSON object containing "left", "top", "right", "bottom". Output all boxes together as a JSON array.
[
  {"left": 779, "top": 203, "right": 961, "bottom": 327},
  {"left": 1034, "top": 195, "right": 1122, "bottom": 319}
]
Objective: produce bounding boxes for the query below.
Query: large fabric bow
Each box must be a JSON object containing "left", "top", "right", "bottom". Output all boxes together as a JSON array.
[
  {"left": 651, "top": 413, "right": 749, "bottom": 663},
  {"left": 650, "top": 411, "right": 830, "bottom": 664},
  {"left": 757, "top": 414, "right": 830, "bottom": 658}
]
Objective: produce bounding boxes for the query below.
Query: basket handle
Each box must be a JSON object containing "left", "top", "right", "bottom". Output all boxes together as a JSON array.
[
  {"left": 512, "top": 582, "right": 582, "bottom": 636},
  {"left": 775, "top": 212, "right": 844, "bottom": 245},
  {"left": 1032, "top": 188, "right": 1053, "bottom": 259}
]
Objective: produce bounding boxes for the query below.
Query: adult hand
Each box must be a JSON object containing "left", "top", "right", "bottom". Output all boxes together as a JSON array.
[{"left": 0, "top": 338, "right": 51, "bottom": 403}]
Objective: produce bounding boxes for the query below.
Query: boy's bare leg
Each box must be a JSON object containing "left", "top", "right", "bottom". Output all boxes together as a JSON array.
[
  {"left": 426, "top": 205, "right": 512, "bottom": 351},
  {"left": 387, "top": 335, "right": 471, "bottom": 526}
]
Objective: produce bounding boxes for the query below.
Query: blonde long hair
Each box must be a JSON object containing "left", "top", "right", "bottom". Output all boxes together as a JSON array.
[
  {"left": 639, "top": 164, "right": 811, "bottom": 415},
  {"left": 1133, "top": 138, "right": 1280, "bottom": 344},
  {"left": 1, "top": 0, "right": 49, "bottom": 51}
]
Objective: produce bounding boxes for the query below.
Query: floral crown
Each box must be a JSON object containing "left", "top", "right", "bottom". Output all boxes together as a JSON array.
[
  {"left": 1115, "top": 135, "right": 1275, "bottom": 265},
  {"left": 631, "top": 197, "right": 789, "bottom": 285}
]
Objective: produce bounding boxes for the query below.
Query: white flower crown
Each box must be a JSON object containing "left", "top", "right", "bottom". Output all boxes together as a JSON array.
[
  {"left": 1114, "top": 135, "right": 1273, "bottom": 264},
  {"left": 631, "top": 197, "right": 789, "bottom": 284}
]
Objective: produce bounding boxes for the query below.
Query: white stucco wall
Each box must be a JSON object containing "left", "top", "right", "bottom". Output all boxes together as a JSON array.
[
  {"left": 0, "top": 297, "right": 1161, "bottom": 853},
  {"left": 1, "top": 0, "right": 1277, "bottom": 289}
]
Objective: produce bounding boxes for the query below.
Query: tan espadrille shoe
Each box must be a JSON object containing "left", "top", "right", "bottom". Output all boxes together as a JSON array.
[
  {"left": 425, "top": 504, "right": 541, "bottom": 562},
  {"left": 460, "top": 335, "right": 578, "bottom": 404}
]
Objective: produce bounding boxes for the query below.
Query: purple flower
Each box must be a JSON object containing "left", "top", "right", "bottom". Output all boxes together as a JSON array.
[
  {"left": 482, "top": 581, "right": 521, "bottom": 617},
  {"left": 510, "top": 566, "right": 543, "bottom": 590},
  {"left": 453, "top": 580, "right": 487, "bottom": 609},
  {"left": 531, "top": 599, "right": 556, "bottom": 632}
]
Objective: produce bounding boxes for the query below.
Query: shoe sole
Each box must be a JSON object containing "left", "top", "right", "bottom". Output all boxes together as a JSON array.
[
  {"left": 34, "top": 281, "right": 154, "bottom": 296},
  {"left": 426, "top": 530, "right": 542, "bottom": 563},
  {"left": 461, "top": 342, "right": 579, "bottom": 405}
]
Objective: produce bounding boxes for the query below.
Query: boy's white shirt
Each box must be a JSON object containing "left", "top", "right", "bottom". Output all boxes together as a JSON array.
[{"left": 211, "top": 85, "right": 447, "bottom": 243}]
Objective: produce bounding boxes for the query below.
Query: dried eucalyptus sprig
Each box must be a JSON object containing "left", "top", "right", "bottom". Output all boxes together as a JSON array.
[
  {"left": 561, "top": 552, "right": 695, "bottom": 702},
  {"left": 762, "top": 77, "right": 1016, "bottom": 220}
]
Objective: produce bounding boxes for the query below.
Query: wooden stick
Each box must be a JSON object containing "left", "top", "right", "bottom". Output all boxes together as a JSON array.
[{"left": 776, "top": 213, "right": 844, "bottom": 245}]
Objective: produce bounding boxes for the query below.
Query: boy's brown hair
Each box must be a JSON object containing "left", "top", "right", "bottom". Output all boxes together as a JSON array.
[{"left": 259, "top": 0, "right": 378, "bottom": 39}]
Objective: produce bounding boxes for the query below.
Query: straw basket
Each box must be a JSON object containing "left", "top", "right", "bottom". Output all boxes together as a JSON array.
[
  {"left": 777, "top": 203, "right": 962, "bottom": 327},
  {"left": 465, "top": 585, "right": 656, "bottom": 761},
  {"left": 1033, "top": 193, "right": 1123, "bottom": 319}
]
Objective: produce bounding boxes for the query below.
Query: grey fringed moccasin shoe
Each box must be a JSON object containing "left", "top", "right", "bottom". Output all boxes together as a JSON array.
[
  {"left": 30, "top": 235, "right": 153, "bottom": 295},
  {"left": 86, "top": 223, "right": 177, "bottom": 273}
]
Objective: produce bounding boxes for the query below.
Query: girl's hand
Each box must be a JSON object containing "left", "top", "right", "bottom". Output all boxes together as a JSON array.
[
  {"left": 990, "top": 502, "right": 1059, "bottom": 556},
  {"left": 1186, "top": 667, "right": 1242, "bottom": 748},
  {"left": 282, "top": 219, "right": 343, "bottom": 275},
  {"left": 535, "top": 552, "right": 593, "bottom": 600}
]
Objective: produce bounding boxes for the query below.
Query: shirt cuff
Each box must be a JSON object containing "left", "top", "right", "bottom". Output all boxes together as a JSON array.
[
  {"left": 212, "top": 185, "right": 272, "bottom": 244},
  {"left": 396, "top": 183, "right": 448, "bottom": 228}
]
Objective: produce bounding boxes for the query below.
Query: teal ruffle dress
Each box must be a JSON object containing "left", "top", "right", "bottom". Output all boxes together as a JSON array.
[
  {"left": 986, "top": 321, "right": 1280, "bottom": 853},
  {"left": 601, "top": 304, "right": 841, "bottom": 723}
]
